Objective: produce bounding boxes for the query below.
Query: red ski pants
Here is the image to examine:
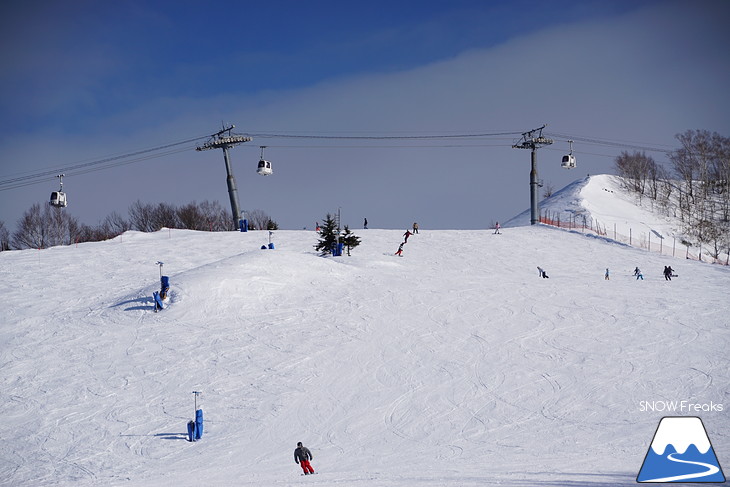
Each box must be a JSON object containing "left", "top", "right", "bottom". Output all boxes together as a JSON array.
[{"left": 299, "top": 460, "right": 314, "bottom": 474}]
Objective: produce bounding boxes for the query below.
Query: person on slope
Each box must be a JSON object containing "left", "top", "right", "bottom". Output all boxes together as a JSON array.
[
  {"left": 494, "top": 222, "right": 501, "bottom": 234},
  {"left": 635, "top": 268, "right": 644, "bottom": 280},
  {"left": 537, "top": 266, "right": 549, "bottom": 278},
  {"left": 412, "top": 222, "right": 419, "bottom": 234},
  {"left": 605, "top": 268, "right": 610, "bottom": 280},
  {"left": 403, "top": 229, "right": 412, "bottom": 243},
  {"left": 663, "top": 266, "right": 672, "bottom": 281},
  {"left": 294, "top": 442, "right": 315, "bottom": 475},
  {"left": 395, "top": 242, "right": 405, "bottom": 256}
]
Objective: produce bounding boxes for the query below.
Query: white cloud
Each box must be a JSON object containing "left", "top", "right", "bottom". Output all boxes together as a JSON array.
[{"left": 1, "top": 1, "right": 728, "bottom": 231}]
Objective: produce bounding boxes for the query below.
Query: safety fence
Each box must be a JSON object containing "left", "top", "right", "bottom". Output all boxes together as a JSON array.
[{"left": 539, "top": 213, "right": 729, "bottom": 265}]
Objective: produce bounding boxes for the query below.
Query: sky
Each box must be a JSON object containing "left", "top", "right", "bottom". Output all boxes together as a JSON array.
[{"left": 1, "top": 0, "right": 729, "bottom": 232}]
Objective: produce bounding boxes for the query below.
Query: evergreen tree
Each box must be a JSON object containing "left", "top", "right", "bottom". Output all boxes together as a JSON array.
[
  {"left": 340, "top": 225, "right": 361, "bottom": 256},
  {"left": 314, "top": 213, "right": 339, "bottom": 255}
]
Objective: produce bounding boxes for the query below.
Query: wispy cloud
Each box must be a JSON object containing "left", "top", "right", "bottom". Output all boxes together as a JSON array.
[{"left": 0, "top": 1, "right": 728, "bottom": 231}]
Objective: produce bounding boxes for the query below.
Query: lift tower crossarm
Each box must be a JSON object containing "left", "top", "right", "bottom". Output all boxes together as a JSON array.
[
  {"left": 195, "top": 125, "right": 252, "bottom": 151},
  {"left": 512, "top": 124, "right": 553, "bottom": 225},
  {"left": 511, "top": 124, "right": 553, "bottom": 150},
  {"left": 195, "top": 125, "right": 252, "bottom": 229}
]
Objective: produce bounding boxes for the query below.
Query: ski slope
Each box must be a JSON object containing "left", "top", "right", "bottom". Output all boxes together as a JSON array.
[
  {"left": 507, "top": 174, "right": 681, "bottom": 232},
  {"left": 1, "top": 179, "right": 728, "bottom": 486}
]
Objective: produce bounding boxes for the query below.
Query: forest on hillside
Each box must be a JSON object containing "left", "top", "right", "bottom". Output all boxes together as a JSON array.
[{"left": 613, "top": 129, "right": 730, "bottom": 260}]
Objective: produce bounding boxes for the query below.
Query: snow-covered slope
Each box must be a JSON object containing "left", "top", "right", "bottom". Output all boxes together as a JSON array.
[
  {"left": 1, "top": 187, "right": 728, "bottom": 486},
  {"left": 506, "top": 174, "right": 686, "bottom": 241}
]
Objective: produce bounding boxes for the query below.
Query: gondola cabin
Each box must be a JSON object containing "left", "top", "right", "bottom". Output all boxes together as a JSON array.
[
  {"left": 257, "top": 159, "right": 273, "bottom": 176},
  {"left": 50, "top": 190, "right": 67, "bottom": 208},
  {"left": 561, "top": 154, "right": 576, "bottom": 169},
  {"left": 561, "top": 140, "right": 576, "bottom": 169},
  {"left": 49, "top": 174, "right": 67, "bottom": 207}
]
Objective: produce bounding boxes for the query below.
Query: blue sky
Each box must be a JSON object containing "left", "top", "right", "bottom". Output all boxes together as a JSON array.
[{"left": 1, "top": 0, "right": 729, "bottom": 232}]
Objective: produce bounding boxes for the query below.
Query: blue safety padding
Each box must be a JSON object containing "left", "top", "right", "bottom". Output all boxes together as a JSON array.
[
  {"left": 195, "top": 409, "right": 204, "bottom": 439},
  {"left": 153, "top": 292, "right": 164, "bottom": 311}
]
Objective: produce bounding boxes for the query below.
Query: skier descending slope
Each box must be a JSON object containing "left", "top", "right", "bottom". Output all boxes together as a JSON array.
[{"left": 294, "top": 441, "right": 315, "bottom": 475}]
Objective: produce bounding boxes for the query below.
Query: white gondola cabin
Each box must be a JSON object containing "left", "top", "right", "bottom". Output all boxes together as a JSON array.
[
  {"left": 561, "top": 140, "right": 576, "bottom": 169},
  {"left": 256, "top": 146, "right": 273, "bottom": 175},
  {"left": 257, "top": 159, "right": 272, "bottom": 176},
  {"left": 49, "top": 174, "right": 68, "bottom": 207},
  {"left": 50, "top": 191, "right": 67, "bottom": 207}
]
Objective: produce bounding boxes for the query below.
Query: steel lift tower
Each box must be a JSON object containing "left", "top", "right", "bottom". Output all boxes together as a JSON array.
[
  {"left": 196, "top": 125, "right": 252, "bottom": 228},
  {"left": 512, "top": 125, "right": 553, "bottom": 225}
]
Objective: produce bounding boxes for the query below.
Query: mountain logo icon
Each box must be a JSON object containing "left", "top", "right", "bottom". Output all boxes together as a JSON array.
[{"left": 637, "top": 416, "right": 725, "bottom": 483}]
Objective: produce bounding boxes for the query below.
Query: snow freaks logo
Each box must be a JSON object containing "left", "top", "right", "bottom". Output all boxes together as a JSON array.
[
  {"left": 637, "top": 416, "right": 726, "bottom": 483},
  {"left": 639, "top": 400, "right": 724, "bottom": 413}
]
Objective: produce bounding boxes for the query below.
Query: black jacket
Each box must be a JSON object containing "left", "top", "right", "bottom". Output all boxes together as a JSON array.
[{"left": 294, "top": 446, "right": 312, "bottom": 463}]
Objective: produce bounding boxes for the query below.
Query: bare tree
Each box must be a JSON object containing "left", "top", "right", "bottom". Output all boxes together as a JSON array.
[
  {"left": 710, "top": 132, "right": 730, "bottom": 222},
  {"left": 11, "top": 204, "right": 81, "bottom": 249},
  {"left": 0, "top": 220, "right": 9, "bottom": 251},
  {"left": 670, "top": 130, "right": 724, "bottom": 201},
  {"left": 246, "top": 209, "right": 279, "bottom": 230},
  {"left": 543, "top": 183, "right": 555, "bottom": 198},
  {"left": 12, "top": 204, "right": 45, "bottom": 249},
  {"left": 102, "top": 211, "right": 131, "bottom": 236},
  {"left": 197, "top": 200, "right": 227, "bottom": 231},
  {"left": 670, "top": 130, "right": 730, "bottom": 247},
  {"left": 614, "top": 151, "right": 660, "bottom": 198},
  {"left": 177, "top": 201, "right": 206, "bottom": 230},
  {"left": 130, "top": 199, "right": 243, "bottom": 232},
  {"left": 150, "top": 202, "right": 180, "bottom": 230},
  {"left": 128, "top": 200, "right": 156, "bottom": 232}
]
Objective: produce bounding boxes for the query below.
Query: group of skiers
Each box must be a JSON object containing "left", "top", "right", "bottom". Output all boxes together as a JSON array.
[
  {"left": 395, "top": 223, "right": 418, "bottom": 256},
  {"left": 632, "top": 266, "right": 675, "bottom": 280},
  {"left": 533, "top": 266, "right": 678, "bottom": 281}
]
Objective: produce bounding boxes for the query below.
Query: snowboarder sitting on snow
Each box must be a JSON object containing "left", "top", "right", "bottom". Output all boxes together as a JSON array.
[{"left": 295, "top": 442, "right": 315, "bottom": 475}]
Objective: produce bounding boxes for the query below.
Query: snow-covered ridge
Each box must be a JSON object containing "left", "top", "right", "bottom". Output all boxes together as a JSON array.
[{"left": 506, "top": 174, "right": 684, "bottom": 239}]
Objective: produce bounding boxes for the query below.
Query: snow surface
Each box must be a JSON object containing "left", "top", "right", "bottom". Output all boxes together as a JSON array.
[
  {"left": 507, "top": 174, "right": 692, "bottom": 244},
  {"left": 1, "top": 176, "right": 729, "bottom": 487}
]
